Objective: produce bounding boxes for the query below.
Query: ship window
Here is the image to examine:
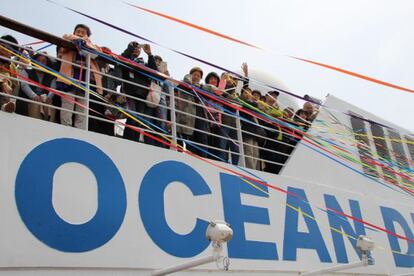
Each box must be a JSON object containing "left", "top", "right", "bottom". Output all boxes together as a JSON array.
[
  {"left": 369, "top": 124, "right": 397, "bottom": 183},
  {"left": 349, "top": 113, "right": 379, "bottom": 177},
  {"left": 405, "top": 135, "right": 414, "bottom": 164},
  {"left": 389, "top": 130, "right": 414, "bottom": 185}
]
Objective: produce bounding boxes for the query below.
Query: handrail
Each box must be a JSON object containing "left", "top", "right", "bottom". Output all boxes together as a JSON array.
[
  {"left": 0, "top": 15, "right": 76, "bottom": 50},
  {"left": 2, "top": 15, "right": 414, "bottom": 187},
  {"left": 0, "top": 19, "right": 306, "bottom": 174},
  {"left": 0, "top": 38, "right": 297, "bottom": 136}
]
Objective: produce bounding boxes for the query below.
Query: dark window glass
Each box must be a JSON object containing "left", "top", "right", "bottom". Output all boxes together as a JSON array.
[
  {"left": 349, "top": 113, "right": 379, "bottom": 177},
  {"left": 389, "top": 130, "right": 414, "bottom": 185},
  {"left": 370, "top": 124, "right": 397, "bottom": 183},
  {"left": 405, "top": 136, "right": 414, "bottom": 163}
]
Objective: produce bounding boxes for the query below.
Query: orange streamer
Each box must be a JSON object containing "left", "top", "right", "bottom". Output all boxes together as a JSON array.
[
  {"left": 126, "top": 2, "right": 262, "bottom": 50},
  {"left": 291, "top": 56, "right": 414, "bottom": 94}
]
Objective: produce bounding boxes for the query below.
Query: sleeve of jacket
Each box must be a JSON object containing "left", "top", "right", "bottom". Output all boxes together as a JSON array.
[
  {"left": 146, "top": 55, "right": 158, "bottom": 71},
  {"left": 20, "top": 70, "right": 37, "bottom": 99},
  {"left": 112, "top": 65, "right": 123, "bottom": 87}
]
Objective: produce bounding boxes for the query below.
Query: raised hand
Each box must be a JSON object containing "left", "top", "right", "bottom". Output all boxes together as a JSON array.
[
  {"left": 241, "top": 62, "right": 248, "bottom": 77},
  {"left": 143, "top": 44, "right": 152, "bottom": 56}
]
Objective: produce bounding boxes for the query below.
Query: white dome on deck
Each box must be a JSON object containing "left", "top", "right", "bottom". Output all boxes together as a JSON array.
[{"left": 239, "top": 68, "right": 300, "bottom": 111}]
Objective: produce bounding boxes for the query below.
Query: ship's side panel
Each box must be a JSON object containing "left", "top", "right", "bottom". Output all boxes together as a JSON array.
[
  {"left": 0, "top": 112, "right": 413, "bottom": 275},
  {"left": 283, "top": 95, "right": 414, "bottom": 205}
]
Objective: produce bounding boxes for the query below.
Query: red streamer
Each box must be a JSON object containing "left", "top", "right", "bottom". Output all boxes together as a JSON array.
[{"left": 3, "top": 64, "right": 414, "bottom": 245}]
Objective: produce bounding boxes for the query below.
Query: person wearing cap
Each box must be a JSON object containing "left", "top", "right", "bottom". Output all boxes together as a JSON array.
[
  {"left": 0, "top": 35, "right": 20, "bottom": 113},
  {"left": 20, "top": 52, "right": 56, "bottom": 121},
  {"left": 303, "top": 101, "right": 318, "bottom": 122}
]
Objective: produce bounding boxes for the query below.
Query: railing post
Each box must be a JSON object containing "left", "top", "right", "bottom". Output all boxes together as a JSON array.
[
  {"left": 168, "top": 83, "right": 177, "bottom": 149},
  {"left": 84, "top": 53, "right": 91, "bottom": 131},
  {"left": 235, "top": 109, "right": 245, "bottom": 167}
]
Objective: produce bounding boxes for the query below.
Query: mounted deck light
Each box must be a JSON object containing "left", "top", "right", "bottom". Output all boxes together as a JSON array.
[
  {"left": 300, "top": 235, "right": 375, "bottom": 276},
  {"left": 152, "top": 220, "right": 233, "bottom": 276}
]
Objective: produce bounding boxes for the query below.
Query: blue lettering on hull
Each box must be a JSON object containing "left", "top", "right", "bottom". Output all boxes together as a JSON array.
[{"left": 13, "top": 138, "right": 414, "bottom": 268}]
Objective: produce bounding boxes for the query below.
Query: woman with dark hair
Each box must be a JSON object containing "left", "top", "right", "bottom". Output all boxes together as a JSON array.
[
  {"left": 176, "top": 67, "right": 211, "bottom": 157},
  {"left": 293, "top": 108, "right": 310, "bottom": 130},
  {"left": 203, "top": 71, "right": 227, "bottom": 161},
  {"left": 113, "top": 41, "right": 158, "bottom": 143},
  {"left": 20, "top": 52, "right": 56, "bottom": 121},
  {"left": 153, "top": 55, "right": 171, "bottom": 147}
]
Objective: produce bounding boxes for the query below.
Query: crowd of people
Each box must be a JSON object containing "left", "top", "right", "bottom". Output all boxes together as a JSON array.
[{"left": 0, "top": 23, "right": 320, "bottom": 174}]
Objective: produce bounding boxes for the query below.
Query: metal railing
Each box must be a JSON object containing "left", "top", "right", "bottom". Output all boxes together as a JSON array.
[{"left": 0, "top": 36, "right": 307, "bottom": 175}]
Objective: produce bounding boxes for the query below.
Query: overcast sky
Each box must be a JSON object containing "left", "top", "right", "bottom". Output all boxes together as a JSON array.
[{"left": 1, "top": 0, "right": 413, "bottom": 131}]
